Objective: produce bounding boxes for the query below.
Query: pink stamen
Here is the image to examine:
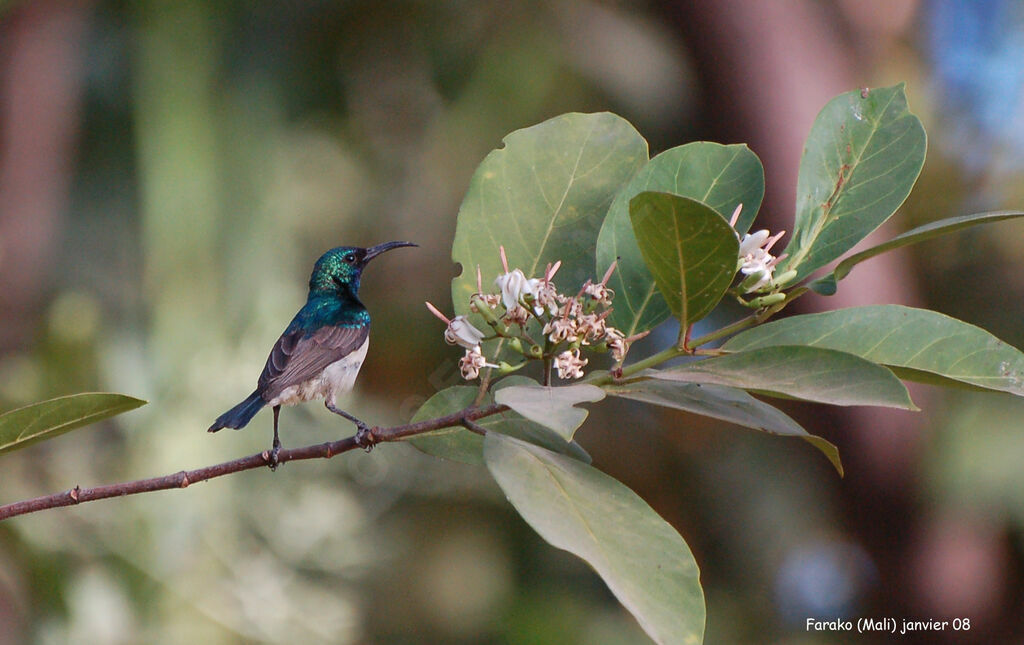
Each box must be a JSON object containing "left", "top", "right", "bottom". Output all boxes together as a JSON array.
[
  {"left": 561, "top": 297, "right": 574, "bottom": 319},
  {"left": 729, "top": 203, "right": 743, "bottom": 228},
  {"left": 548, "top": 260, "right": 562, "bottom": 281},
  {"left": 600, "top": 259, "right": 618, "bottom": 286},
  {"left": 499, "top": 246, "right": 510, "bottom": 273},
  {"left": 764, "top": 230, "right": 786, "bottom": 254},
  {"left": 424, "top": 301, "right": 451, "bottom": 324}
]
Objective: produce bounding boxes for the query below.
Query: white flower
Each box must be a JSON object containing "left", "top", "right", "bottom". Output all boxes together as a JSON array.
[
  {"left": 739, "top": 250, "right": 774, "bottom": 292},
  {"left": 531, "top": 278, "right": 560, "bottom": 316},
  {"left": 583, "top": 280, "right": 614, "bottom": 306},
  {"left": 554, "top": 349, "right": 588, "bottom": 379},
  {"left": 444, "top": 316, "right": 486, "bottom": 349},
  {"left": 603, "top": 327, "right": 628, "bottom": 362},
  {"left": 574, "top": 313, "right": 607, "bottom": 343},
  {"left": 495, "top": 268, "right": 535, "bottom": 311},
  {"left": 543, "top": 317, "right": 577, "bottom": 343},
  {"left": 608, "top": 337, "right": 627, "bottom": 362},
  {"left": 459, "top": 346, "right": 496, "bottom": 380},
  {"left": 427, "top": 302, "right": 489, "bottom": 348},
  {"left": 557, "top": 294, "right": 583, "bottom": 318},
  {"left": 737, "top": 229, "right": 786, "bottom": 294},
  {"left": 502, "top": 304, "right": 531, "bottom": 326},
  {"left": 738, "top": 229, "right": 770, "bottom": 257}
]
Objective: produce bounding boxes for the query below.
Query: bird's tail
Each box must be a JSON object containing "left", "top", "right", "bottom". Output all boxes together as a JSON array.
[{"left": 208, "top": 391, "right": 265, "bottom": 432}]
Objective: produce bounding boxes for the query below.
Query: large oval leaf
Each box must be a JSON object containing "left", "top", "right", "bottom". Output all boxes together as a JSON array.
[
  {"left": 652, "top": 346, "right": 915, "bottom": 409},
  {"left": 451, "top": 112, "right": 647, "bottom": 316},
  {"left": 494, "top": 384, "right": 605, "bottom": 440},
  {"left": 809, "top": 210, "right": 1024, "bottom": 295},
  {"left": 723, "top": 305, "right": 1024, "bottom": 396},
  {"left": 407, "top": 380, "right": 591, "bottom": 464},
  {"left": 406, "top": 386, "right": 485, "bottom": 464},
  {"left": 484, "top": 433, "right": 705, "bottom": 645},
  {"left": 606, "top": 379, "right": 841, "bottom": 474},
  {"left": 629, "top": 192, "right": 739, "bottom": 330},
  {"left": 596, "top": 143, "right": 764, "bottom": 335},
  {"left": 0, "top": 393, "right": 147, "bottom": 456},
  {"left": 781, "top": 84, "right": 926, "bottom": 281}
]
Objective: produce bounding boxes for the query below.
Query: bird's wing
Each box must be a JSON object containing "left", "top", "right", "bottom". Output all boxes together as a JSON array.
[{"left": 258, "top": 324, "right": 369, "bottom": 398}]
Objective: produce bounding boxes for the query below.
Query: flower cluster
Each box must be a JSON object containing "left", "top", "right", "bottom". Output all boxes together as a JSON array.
[
  {"left": 728, "top": 204, "right": 797, "bottom": 297},
  {"left": 427, "top": 247, "right": 647, "bottom": 381}
]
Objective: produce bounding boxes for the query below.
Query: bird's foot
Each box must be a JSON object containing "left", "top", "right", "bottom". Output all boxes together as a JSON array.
[
  {"left": 326, "top": 401, "right": 376, "bottom": 452},
  {"left": 265, "top": 438, "right": 282, "bottom": 471},
  {"left": 354, "top": 423, "right": 377, "bottom": 453}
]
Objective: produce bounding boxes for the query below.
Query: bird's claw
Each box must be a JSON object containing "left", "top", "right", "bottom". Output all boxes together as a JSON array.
[
  {"left": 354, "top": 424, "right": 376, "bottom": 453},
  {"left": 266, "top": 440, "right": 281, "bottom": 471}
]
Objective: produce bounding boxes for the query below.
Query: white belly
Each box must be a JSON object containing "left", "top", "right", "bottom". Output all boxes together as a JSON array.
[{"left": 268, "top": 337, "right": 369, "bottom": 407}]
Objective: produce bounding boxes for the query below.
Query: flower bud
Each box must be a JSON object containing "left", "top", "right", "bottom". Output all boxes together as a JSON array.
[
  {"left": 774, "top": 269, "right": 798, "bottom": 288},
  {"left": 739, "top": 267, "right": 772, "bottom": 293},
  {"left": 748, "top": 292, "right": 786, "bottom": 308},
  {"left": 498, "top": 361, "right": 526, "bottom": 374},
  {"left": 507, "top": 337, "right": 525, "bottom": 355},
  {"left": 470, "top": 295, "right": 501, "bottom": 326}
]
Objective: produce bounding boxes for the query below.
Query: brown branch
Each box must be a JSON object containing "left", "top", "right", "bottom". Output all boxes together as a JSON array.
[{"left": 0, "top": 402, "right": 507, "bottom": 522}]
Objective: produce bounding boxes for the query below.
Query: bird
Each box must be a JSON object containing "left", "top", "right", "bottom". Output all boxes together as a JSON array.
[{"left": 208, "top": 241, "right": 417, "bottom": 467}]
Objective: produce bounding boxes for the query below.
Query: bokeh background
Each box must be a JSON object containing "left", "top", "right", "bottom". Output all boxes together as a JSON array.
[{"left": 2, "top": 1, "right": 1024, "bottom": 643}]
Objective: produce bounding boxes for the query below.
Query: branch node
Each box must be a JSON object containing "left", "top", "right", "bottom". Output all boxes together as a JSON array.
[
  {"left": 355, "top": 426, "right": 379, "bottom": 452},
  {"left": 68, "top": 486, "right": 81, "bottom": 503},
  {"left": 178, "top": 472, "right": 190, "bottom": 488},
  {"left": 462, "top": 418, "right": 487, "bottom": 436}
]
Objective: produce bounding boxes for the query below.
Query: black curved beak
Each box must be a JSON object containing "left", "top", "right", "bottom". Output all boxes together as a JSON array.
[{"left": 363, "top": 240, "right": 418, "bottom": 262}]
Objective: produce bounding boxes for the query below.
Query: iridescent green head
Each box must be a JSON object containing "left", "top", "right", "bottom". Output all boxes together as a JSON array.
[{"left": 308, "top": 241, "right": 417, "bottom": 295}]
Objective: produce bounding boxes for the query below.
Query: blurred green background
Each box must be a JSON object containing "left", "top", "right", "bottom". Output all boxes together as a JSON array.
[{"left": 2, "top": 1, "right": 1024, "bottom": 643}]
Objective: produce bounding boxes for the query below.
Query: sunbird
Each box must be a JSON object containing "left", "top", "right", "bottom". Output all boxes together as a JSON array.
[{"left": 208, "top": 241, "right": 417, "bottom": 466}]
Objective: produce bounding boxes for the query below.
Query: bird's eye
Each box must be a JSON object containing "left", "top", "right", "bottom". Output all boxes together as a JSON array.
[{"left": 345, "top": 254, "right": 357, "bottom": 264}]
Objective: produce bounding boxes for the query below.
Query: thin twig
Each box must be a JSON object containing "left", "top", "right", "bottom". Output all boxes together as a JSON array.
[
  {"left": 461, "top": 418, "right": 488, "bottom": 436},
  {"left": 0, "top": 402, "right": 508, "bottom": 522}
]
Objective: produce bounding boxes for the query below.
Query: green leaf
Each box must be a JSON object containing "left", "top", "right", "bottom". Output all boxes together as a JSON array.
[
  {"left": 0, "top": 393, "right": 147, "bottom": 456},
  {"left": 606, "top": 379, "right": 841, "bottom": 474},
  {"left": 629, "top": 192, "right": 739, "bottom": 330},
  {"left": 652, "top": 346, "right": 916, "bottom": 409},
  {"left": 597, "top": 143, "right": 764, "bottom": 335},
  {"left": 494, "top": 383, "right": 605, "bottom": 440},
  {"left": 809, "top": 210, "right": 1024, "bottom": 294},
  {"left": 484, "top": 433, "right": 705, "bottom": 645},
  {"left": 406, "top": 386, "right": 483, "bottom": 464},
  {"left": 781, "top": 84, "right": 926, "bottom": 281},
  {"left": 723, "top": 305, "right": 1024, "bottom": 396},
  {"left": 451, "top": 112, "right": 647, "bottom": 316},
  {"left": 407, "top": 381, "right": 591, "bottom": 464}
]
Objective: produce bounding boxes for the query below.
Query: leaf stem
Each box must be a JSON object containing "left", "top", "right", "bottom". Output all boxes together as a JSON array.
[
  {"left": 687, "top": 314, "right": 759, "bottom": 348},
  {"left": 584, "top": 345, "right": 685, "bottom": 386}
]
